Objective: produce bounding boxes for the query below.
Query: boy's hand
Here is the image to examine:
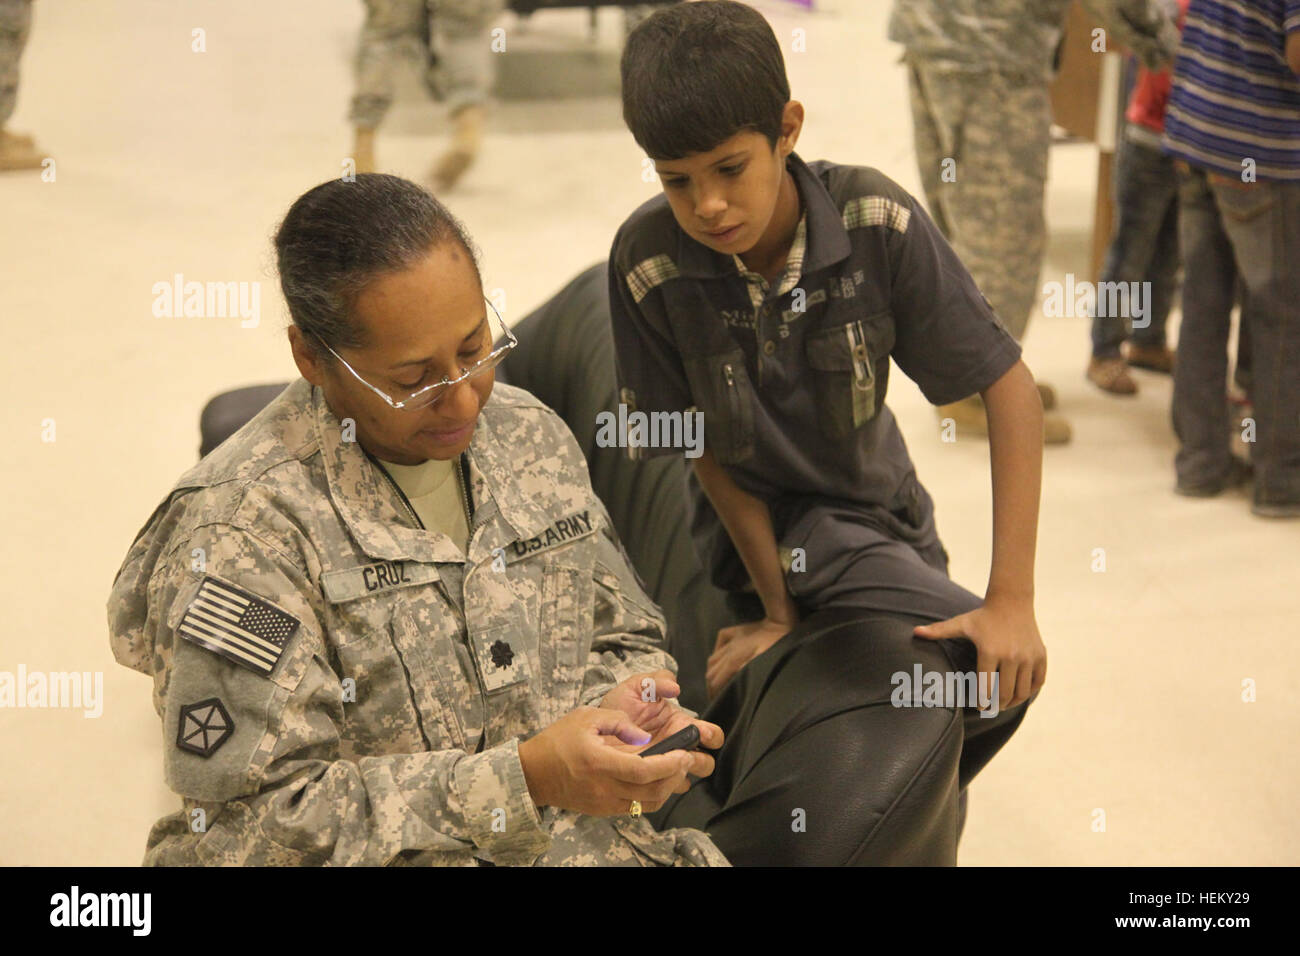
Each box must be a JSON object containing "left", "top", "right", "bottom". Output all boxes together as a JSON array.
[
  {"left": 912, "top": 596, "right": 1046, "bottom": 711},
  {"left": 706, "top": 618, "right": 792, "bottom": 699},
  {"left": 600, "top": 670, "right": 722, "bottom": 781}
]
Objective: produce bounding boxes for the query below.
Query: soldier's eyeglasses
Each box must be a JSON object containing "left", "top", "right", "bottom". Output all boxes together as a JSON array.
[{"left": 317, "top": 297, "right": 516, "bottom": 411}]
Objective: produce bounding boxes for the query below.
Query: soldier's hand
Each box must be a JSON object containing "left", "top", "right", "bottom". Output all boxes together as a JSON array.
[
  {"left": 599, "top": 669, "right": 722, "bottom": 782},
  {"left": 518, "top": 707, "right": 697, "bottom": 816}
]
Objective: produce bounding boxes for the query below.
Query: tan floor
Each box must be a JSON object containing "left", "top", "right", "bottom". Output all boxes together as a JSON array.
[{"left": 1, "top": 0, "right": 1296, "bottom": 866}]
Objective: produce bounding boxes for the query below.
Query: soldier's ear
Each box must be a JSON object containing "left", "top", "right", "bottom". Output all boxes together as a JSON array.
[{"left": 288, "top": 326, "right": 327, "bottom": 388}]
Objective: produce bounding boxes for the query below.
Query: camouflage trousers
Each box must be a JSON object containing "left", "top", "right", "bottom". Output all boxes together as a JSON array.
[
  {"left": 0, "top": 0, "right": 32, "bottom": 127},
  {"left": 906, "top": 57, "right": 1052, "bottom": 342},
  {"left": 349, "top": 0, "right": 505, "bottom": 128}
]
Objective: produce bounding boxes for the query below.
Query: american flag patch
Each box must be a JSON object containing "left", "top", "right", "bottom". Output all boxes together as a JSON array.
[{"left": 178, "top": 576, "right": 300, "bottom": 677}]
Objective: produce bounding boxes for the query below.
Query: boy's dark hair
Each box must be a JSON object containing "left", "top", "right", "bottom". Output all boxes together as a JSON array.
[
  {"left": 621, "top": 0, "right": 790, "bottom": 160},
  {"left": 274, "top": 173, "right": 481, "bottom": 359}
]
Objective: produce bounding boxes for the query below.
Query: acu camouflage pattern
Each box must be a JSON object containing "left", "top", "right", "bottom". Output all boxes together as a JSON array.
[
  {"left": 0, "top": 0, "right": 31, "bottom": 127},
  {"left": 893, "top": 0, "right": 1178, "bottom": 341},
  {"left": 888, "top": 0, "right": 1179, "bottom": 80},
  {"left": 350, "top": 0, "right": 504, "bottom": 127},
  {"left": 107, "top": 378, "right": 728, "bottom": 867}
]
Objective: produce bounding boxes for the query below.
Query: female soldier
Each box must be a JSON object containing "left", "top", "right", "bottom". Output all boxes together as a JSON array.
[{"left": 106, "top": 173, "right": 727, "bottom": 866}]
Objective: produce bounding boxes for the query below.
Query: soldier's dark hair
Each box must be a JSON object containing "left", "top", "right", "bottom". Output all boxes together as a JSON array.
[
  {"left": 621, "top": 0, "right": 790, "bottom": 161},
  {"left": 274, "top": 173, "right": 481, "bottom": 359}
]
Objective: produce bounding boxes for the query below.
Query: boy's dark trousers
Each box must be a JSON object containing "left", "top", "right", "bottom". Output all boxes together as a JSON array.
[
  {"left": 1090, "top": 130, "right": 1180, "bottom": 358},
  {"left": 654, "top": 494, "right": 1035, "bottom": 865},
  {"left": 1172, "top": 164, "right": 1300, "bottom": 506},
  {"left": 653, "top": 606, "right": 1034, "bottom": 866}
]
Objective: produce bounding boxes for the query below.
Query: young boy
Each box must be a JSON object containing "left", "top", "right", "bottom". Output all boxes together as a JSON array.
[{"left": 607, "top": 1, "right": 1048, "bottom": 716}]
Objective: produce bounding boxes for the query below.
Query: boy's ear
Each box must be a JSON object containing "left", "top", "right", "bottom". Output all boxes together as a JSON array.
[{"left": 779, "top": 101, "right": 805, "bottom": 154}]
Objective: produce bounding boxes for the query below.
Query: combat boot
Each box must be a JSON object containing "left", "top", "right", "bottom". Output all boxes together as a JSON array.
[
  {"left": 430, "top": 104, "right": 484, "bottom": 193},
  {"left": 353, "top": 127, "right": 376, "bottom": 175},
  {"left": 0, "top": 128, "right": 45, "bottom": 171},
  {"left": 936, "top": 393, "right": 1072, "bottom": 444}
]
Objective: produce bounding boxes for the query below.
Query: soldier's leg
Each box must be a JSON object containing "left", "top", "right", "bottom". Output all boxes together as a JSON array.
[
  {"left": 905, "top": 57, "right": 953, "bottom": 238},
  {"left": 911, "top": 63, "right": 1049, "bottom": 344},
  {"left": 427, "top": 0, "right": 504, "bottom": 190},
  {"left": 0, "top": 0, "right": 43, "bottom": 171},
  {"left": 349, "top": 0, "right": 429, "bottom": 165}
]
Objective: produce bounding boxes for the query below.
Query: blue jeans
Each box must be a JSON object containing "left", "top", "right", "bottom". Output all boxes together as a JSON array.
[
  {"left": 1090, "top": 130, "right": 1179, "bottom": 357},
  {"left": 1173, "top": 165, "right": 1300, "bottom": 505}
]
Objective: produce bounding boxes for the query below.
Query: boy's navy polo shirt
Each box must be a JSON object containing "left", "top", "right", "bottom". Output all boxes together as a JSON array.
[{"left": 607, "top": 152, "right": 1021, "bottom": 584}]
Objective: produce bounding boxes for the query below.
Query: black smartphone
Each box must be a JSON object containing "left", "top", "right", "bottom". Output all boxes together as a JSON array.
[{"left": 638, "top": 723, "right": 701, "bottom": 758}]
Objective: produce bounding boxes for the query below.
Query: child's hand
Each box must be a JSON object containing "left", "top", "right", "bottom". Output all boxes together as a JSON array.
[
  {"left": 912, "top": 597, "right": 1047, "bottom": 711},
  {"left": 706, "top": 618, "right": 793, "bottom": 699}
]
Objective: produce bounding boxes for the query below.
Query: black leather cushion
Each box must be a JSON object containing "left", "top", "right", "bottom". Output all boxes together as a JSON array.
[
  {"left": 498, "top": 262, "right": 733, "bottom": 712},
  {"left": 199, "top": 383, "right": 293, "bottom": 459}
]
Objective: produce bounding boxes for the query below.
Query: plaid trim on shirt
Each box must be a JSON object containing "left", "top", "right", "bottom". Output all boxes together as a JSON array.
[{"left": 732, "top": 211, "right": 808, "bottom": 312}]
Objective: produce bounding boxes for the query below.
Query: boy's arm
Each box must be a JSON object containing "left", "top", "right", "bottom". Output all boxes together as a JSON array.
[
  {"left": 980, "top": 360, "right": 1043, "bottom": 605},
  {"left": 913, "top": 359, "right": 1047, "bottom": 712},
  {"left": 692, "top": 447, "right": 797, "bottom": 627},
  {"left": 692, "top": 448, "right": 799, "bottom": 697}
]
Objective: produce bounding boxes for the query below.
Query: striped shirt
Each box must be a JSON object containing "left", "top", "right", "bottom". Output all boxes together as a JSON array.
[{"left": 1163, "top": 0, "right": 1300, "bottom": 180}]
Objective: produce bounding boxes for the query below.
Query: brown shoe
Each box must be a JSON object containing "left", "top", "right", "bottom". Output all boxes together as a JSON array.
[
  {"left": 1035, "top": 380, "right": 1058, "bottom": 410},
  {"left": 1087, "top": 356, "right": 1138, "bottom": 395},
  {"left": 430, "top": 104, "right": 484, "bottom": 193},
  {"left": 1125, "top": 342, "right": 1175, "bottom": 374}
]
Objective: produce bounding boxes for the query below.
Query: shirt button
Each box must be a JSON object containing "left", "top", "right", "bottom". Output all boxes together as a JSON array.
[{"left": 763, "top": 340, "right": 776, "bottom": 356}]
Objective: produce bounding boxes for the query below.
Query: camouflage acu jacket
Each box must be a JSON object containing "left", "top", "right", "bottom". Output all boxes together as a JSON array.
[{"left": 107, "top": 378, "right": 728, "bottom": 867}]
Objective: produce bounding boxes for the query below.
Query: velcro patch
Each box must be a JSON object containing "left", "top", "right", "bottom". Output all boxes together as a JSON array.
[
  {"left": 510, "top": 510, "right": 595, "bottom": 560},
  {"left": 320, "top": 560, "right": 439, "bottom": 604},
  {"left": 178, "top": 575, "right": 299, "bottom": 677},
  {"left": 176, "top": 697, "right": 234, "bottom": 758}
]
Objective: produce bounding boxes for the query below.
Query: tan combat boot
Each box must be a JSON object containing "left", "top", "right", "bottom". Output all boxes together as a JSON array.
[
  {"left": 0, "top": 128, "right": 45, "bottom": 171},
  {"left": 353, "top": 127, "right": 376, "bottom": 175},
  {"left": 430, "top": 104, "right": 484, "bottom": 193},
  {"left": 937, "top": 393, "right": 1072, "bottom": 444}
]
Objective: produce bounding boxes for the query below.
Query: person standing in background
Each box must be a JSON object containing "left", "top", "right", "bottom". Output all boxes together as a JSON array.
[
  {"left": 890, "top": 0, "right": 1180, "bottom": 444},
  {"left": 349, "top": 0, "right": 504, "bottom": 192},
  {"left": 0, "top": 0, "right": 48, "bottom": 172},
  {"left": 1162, "top": 0, "right": 1300, "bottom": 516},
  {"left": 1086, "top": 0, "right": 1187, "bottom": 396}
]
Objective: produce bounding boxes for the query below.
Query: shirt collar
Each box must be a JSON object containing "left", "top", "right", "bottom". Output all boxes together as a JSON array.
[
  {"left": 675, "top": 151, "right": 851, "bottom": 279},
  {"left": 312, "top": 382, "right": 559, "bottom": 565}
]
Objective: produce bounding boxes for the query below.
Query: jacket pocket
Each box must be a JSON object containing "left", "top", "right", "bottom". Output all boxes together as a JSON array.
[
  {"left": 805, "top": 319, "right": 879, "bottom": 437},
  {"left": 683, "top": 347, "right": 756, "bottom": 465}
]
